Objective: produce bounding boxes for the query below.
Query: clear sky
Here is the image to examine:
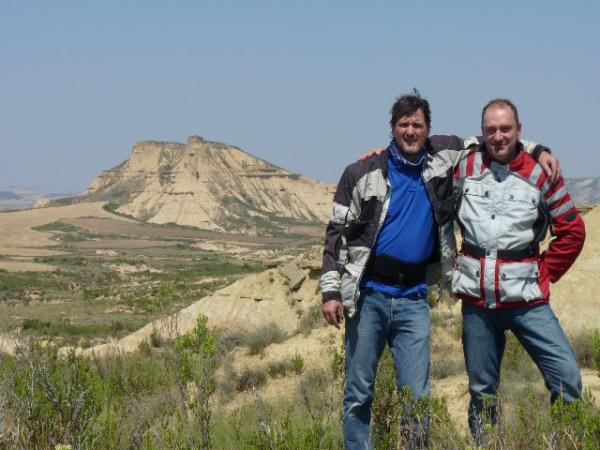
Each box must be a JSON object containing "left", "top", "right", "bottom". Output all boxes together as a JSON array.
[{"left": 1, "top": 0, "right": 599, "bottom": 193}]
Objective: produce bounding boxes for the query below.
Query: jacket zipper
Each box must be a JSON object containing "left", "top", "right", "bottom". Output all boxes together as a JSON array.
[
  {"left": 422, "top": 162, "right": 450, "bottom": 296},
  {"left": 352, "top": 179, "right": 392, "bottom": 301}
]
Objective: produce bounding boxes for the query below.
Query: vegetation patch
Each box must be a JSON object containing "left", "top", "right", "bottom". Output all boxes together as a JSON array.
[
  {"left": 21, "top": 317, "right": 142, "bottom": 337},
  {"left": 32, "top": 220, "right": 80, "bottom": 233},
  {"left": 246, "top": 323, "right": 288, "bottom": 356},
  {"left": 571, "top": 328, "right": 600, "bottom": 370}
]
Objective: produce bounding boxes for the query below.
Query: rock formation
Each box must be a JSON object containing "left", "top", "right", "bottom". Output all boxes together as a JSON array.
[
  {"left": 83, "top": 136, "right": 335, "bottom": 233},
  {"left": 566, "top": 177, "right": 600, "bottom": 206}
]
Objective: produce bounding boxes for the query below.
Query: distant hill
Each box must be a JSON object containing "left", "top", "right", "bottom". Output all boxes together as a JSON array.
[
  {"left": 56, "top": 135, "right": 335, "bottom": 235},
  {"left": 0, "top": 188, "right": 74, "bottom": 211},
  {"left": 565, "top": 177, "right": 600, "bottom": 206},
  {"left": 0, "top": 191, "right": 21, "bottom": 200}
]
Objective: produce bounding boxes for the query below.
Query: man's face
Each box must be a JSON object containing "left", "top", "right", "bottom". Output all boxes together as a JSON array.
[
  {"left": 481, "top": 104, "right": 522, "bottom": 163},
  {"left": 392, "top": 109, "right": 430, "bottom": 160}
]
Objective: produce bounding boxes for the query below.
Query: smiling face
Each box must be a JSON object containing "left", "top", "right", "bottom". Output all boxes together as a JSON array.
[
  {"left": 481, "top": 104, "right": 522, "bottom": 163},
  {"left": 391, "top": 108, "right": 430, "bottom": 161}
]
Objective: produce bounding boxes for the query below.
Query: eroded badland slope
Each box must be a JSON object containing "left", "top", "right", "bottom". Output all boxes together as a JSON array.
[{"left": 79, "top": 136, "right": 335, "bottom": 233}]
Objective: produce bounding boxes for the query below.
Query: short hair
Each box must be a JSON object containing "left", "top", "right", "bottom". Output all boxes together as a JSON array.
[
  {"left": 390, "top": 91, "right": 431, "bottom": 128},
  {"left": 481, "top": 98, "right": 520, "bottom": 126}
]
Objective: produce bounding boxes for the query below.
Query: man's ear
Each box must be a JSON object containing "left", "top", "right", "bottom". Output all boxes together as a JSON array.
[{"left": 517, "top": 122, "right": 522, "bottom": 139}]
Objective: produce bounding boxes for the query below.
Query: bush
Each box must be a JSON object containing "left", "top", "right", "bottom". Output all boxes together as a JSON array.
[
  {"left": 267, "top": 360, "right": 292, "bottom": 378},
  {"left": 236, "top": 368, "right": 267, "bottom": 392},
  {"left": 430, "top": 357, "right": 464, "bottom": 379},
  {"left": 292, "top": 353, "right": 305, "bottom": 374},
  {"left": 2, "top": 343, "right": 103, "bottom": 449},
  {"left": 571, "top": 328, "right": 600, "bottom": 370},
  {"left": 297, "top": 304, "right": 326, "bottom": 336},
  {"left": 246, "top": 324, "right": 288, "bottom": 356},
  {"left": 216, "top": 330, "right": 245, "bottom": 354},
  {"left": 150, "top": 327, "right": 163, "bottom": 348},
  {"left": 20, "top": 317, "right": 139, "bottom": 339},
  {"left": 266, "top": 354, "right": 305, "bottom": 379}
]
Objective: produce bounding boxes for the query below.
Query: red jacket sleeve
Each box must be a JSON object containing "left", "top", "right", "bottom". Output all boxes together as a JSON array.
[{"left": 539, "top": 176, "right": 586, "bottom": 283}]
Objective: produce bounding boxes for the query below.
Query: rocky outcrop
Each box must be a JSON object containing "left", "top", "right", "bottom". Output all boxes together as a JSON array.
[
  {"left": 84, "top": 136, "right": 335, "bottom": 233},
  {"left": 78, "top": 246, "right": 325, "bottom": 357},
  {"left": 566, "top": 177, "right": 600, "bottom": 206}
]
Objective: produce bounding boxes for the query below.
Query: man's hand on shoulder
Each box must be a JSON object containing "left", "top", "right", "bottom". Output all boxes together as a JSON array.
[
  {"left": 357, "top": 147, "right": 385, "bottom": 161},
  {"left": 538, "top": 151, "right": 561, "bottom": 182},
  {"left": 322, "top": 299, "right": 344, "bottom": 329}
]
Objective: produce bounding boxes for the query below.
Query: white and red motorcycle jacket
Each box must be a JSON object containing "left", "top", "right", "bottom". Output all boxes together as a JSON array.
[{"left": 452, "top": 143, "right": 586, "bottom": 309}]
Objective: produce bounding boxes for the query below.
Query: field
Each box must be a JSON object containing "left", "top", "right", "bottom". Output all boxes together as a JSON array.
[
  {"left": 0, "top": 203, "right": 321, "bottom": 349},
  {"left": 0, "top": 203, "right": 599, "bottom": 449}
]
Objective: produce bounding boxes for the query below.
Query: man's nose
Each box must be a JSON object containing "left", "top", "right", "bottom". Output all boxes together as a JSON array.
[{"left": 493, "top": 130, "right": 503, "bottom": 141}]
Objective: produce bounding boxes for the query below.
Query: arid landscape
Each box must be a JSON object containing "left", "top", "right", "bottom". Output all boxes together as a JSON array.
[{"left": 0, "top": 137, "right": 599, "bottom": 449}]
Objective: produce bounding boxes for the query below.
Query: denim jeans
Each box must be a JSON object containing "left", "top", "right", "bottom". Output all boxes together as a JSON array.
[
  {"left": 344, "top": 290, "right": 431, "bottom": 450},
  {"left": 462, "top": 302, "right": 581, "bottom": 444}
]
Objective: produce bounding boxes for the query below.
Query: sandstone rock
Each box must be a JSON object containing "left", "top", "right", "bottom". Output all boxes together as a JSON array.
[
  {"left": 81, "top": 136, "right": 335, "bottom": 233},
  {"left": 278, "top": 262, "right": 306, "bottom": 291}
]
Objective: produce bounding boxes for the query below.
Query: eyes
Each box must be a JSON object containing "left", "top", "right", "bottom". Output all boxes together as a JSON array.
[
  {"left": 484, "top": 126, "right": 513, "bottom": 135},
  {"left": 396, "top": 122, "right": 425, "bottom": 130}
]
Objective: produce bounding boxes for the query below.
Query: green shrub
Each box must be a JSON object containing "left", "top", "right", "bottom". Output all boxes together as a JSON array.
[
  {"left": 138, "top": 339, "right": 152, "bottom": 355},
  {"left": 219, "top": 359, "right": 240, "bottom": 402},
  {"left": 571, "top": 328, "right": 600, "bottom": 370},
  {"left": 292, "top": 353, "right": 305, "bottom": 374},
  {"left": 216, "top": 330, "right": 245, "bottom": 354},
  {"left": 150, "top": 328, "right": 163, "bottom": 348},
  {"left": 164, "top": 315, "right": 218, "bottom": 449},
  {"left": 83, "top": 287, "right": 111, "bottom": 300},
  {"left": 430, "top": 357, "right": 464, "bottom": 379},
  {"left": 32, "top": 220, "right": 79, "bottom": 233},
  {"left": 594, "top": 332, "right": 600, "bottom": 374},
  {"left": 267, "top": 360, "right": 292, "bottom": 378},
  {"left": 246, "top": 324, "right": 288, "bottom": 356},
  {"left": 20, "top": 317, "right": 139, "bottom": 338},
  {"left": 297, "top": 304, "right": 326, "bottom": 336},
  {"left": 3, "top": 343, "right": 103, "bottom": 449},
  {"left": 236, "top": 368, "right": 267, "bottom": 392},
  {"left": 225, "top": 396, "right": 342, "bottom": 450}
]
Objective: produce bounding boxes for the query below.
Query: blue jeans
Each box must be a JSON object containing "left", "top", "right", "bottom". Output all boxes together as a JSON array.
[
  {"left": 462, "top": 302, "right": 581, "bottom": 443},
  {"left": 344, "top": 290, "right": 431, "bottom": 450}
]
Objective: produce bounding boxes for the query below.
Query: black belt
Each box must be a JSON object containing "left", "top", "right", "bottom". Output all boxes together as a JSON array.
[
  {"left": 461, "top": 242, "right": 536, "bottom": 260},
  {"left": 365, "top": 254, "right": 427, "bottom": 286}
]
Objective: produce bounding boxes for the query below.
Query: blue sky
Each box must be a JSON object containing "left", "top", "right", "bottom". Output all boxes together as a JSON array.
[{"left": 1, "top": 0, "right": 599, "bottom": 192}]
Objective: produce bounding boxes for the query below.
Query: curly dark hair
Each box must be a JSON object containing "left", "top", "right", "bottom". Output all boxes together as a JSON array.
[{"left": 390, "top": 90, "right": 431, "bottom": 128}]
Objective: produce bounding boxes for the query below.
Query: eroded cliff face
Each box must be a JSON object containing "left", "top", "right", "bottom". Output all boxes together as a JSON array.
[{"left": 85, "top": 136, "right": 335, "bottom": 233}]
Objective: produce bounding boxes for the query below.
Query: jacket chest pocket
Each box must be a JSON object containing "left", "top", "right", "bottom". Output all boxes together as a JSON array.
[
  {"left": 502, "top": 189, "right": 542, "bottom": 227},
  {"left": 457, "top": 180, "right": 492, "bottom": 221},
  {"left": 498, "top": 261, "right": 543, "bottom": 302},
  {"left": 505, "top": 190, "right": 539, "bottom": 209}
]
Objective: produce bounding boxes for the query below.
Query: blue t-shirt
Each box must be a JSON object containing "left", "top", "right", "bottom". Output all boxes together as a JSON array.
[{"left": 363, "top": 143, "right": 436, "bottom": 298}]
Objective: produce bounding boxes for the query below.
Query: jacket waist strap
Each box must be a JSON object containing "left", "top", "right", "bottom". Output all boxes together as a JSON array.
[
  {"left": 461, "top": 241, "right": 537, "bottom": 260},
  {"left": 365, "top": 254, "right": 427, "bottom": 286}
]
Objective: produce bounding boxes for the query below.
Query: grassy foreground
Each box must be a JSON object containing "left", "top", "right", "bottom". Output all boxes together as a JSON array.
[{"left": 0, "top": 314, "right": 598, "bottom": 450}]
